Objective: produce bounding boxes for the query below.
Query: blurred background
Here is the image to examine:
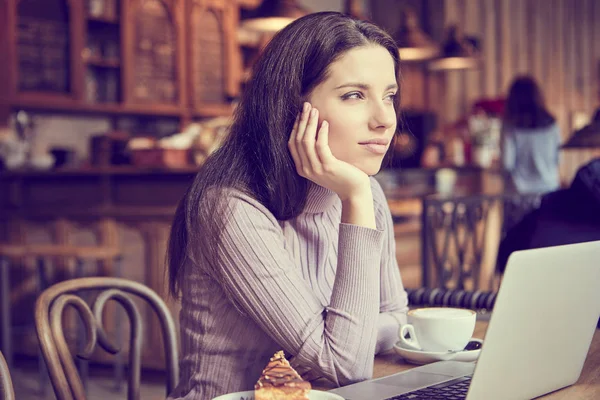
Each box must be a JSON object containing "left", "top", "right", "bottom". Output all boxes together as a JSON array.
[{"left": 1, "top": 0, "right": 599, "bottom": 398}]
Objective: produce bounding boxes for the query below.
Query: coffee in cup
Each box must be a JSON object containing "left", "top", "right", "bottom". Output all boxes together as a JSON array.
[{"left": 399, "top": 307, "right": 476, "bottom": 352}]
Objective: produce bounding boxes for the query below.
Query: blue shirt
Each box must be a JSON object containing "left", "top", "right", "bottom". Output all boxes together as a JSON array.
[{"left": 502, "top": 122, "right": 561, "bottom": 194}]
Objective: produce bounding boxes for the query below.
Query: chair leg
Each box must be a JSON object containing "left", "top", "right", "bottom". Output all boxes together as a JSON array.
[
  {"left": 113, "top": 256, "right": 124, "bottom": 393},
  {"left": 75, "top": 259, "right": 89, "bottom": 394},
  {"left": 0, "top": 256, "right": 12, "bottom": 371},
  {"left": 36, "top": 257, "right": 49, "bottom": 396}
]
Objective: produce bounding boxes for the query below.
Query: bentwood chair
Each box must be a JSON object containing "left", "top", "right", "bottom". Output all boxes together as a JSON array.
[
  {"left": 0, "top": 242, "right": 123, "bottom": 395},
  {"left": 420, "top": 193, "right": 542, "bottom": 291},
  {"left": 0, "top": 353, "right": 15, "bottom": 400},
  {"left": 0, "top": 350, "right": 15, "bottom": 400},
  {"left": 34, "top": 277, "right": 179, "bottom": 400}
]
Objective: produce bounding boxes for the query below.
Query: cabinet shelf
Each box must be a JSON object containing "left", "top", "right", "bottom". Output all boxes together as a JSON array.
[
  {"left": 11, "top": 96, "right": 185, "bottom": 118},
  {"left": 87, "top": 15, "right": 119, "bottom": 25},
  {"left": 193, "top": 104, "right": 235, "bottom": 118},
  {"left": 11, "top": 95, "right": 236, "bottom": 119},
  {"left": 86, "top": 57, "right": 121, "bottom": 69}
]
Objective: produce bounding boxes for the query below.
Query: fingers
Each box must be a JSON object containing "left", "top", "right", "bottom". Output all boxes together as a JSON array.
[
  {"left": 288, "top": 102, "right": 333, "bottom": 179},
  {"left": 295, "top": 104, "right": 313, "bottom": 174},
  {"left": 303, "top": 108, "right": 322, "bottom": 174},
  {"left": 288, "top": 103, "right": 311, "bottom": 176},
  {"left": 295, "top": 102, "right": 310, "bottom": 142},
  {"left": 289, "top": 102, "right": 318, "bottom": 177},
  {"left": 315, "top": 120, "right": 334, "bottom": 166},
  {"left": 288, "top": 113, "right": 301, "bottom": 170}
]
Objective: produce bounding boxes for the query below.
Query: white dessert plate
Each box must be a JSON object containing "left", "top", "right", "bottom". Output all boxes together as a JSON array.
[
  {"left": 393, "top": 338, "right": 483, "bottom": 365},
  {"left": 212, "top": 389, "right": 344, "bottom": 400}
]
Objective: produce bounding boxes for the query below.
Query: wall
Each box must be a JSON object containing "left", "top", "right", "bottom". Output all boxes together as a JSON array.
[
  {"left": 301, "top": 0, "right": 345, "bottom": 11},
  {"left": 373, "top": 0, "right": 600, "bottom": 182},
  {"left": 301, "top": 0, "right": 370, "bottom": 14},
  {"left": 26, "top": 115, "right": 111, "bottom": 163}
]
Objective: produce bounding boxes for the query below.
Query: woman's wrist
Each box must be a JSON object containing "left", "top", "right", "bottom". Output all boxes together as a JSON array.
[{"left": 340, "top": 191, "right": 376, "bottom": 229}]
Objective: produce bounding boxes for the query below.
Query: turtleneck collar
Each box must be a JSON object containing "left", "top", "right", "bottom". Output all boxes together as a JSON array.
[{"left": 303, "top": 182, "right": 340, "bottom": 214}]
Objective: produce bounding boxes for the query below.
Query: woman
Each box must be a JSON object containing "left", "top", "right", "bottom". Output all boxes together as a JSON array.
[
  {"left": 167, "top": 12, "right": 408, "bottom": 399},
  {"left": 502, "top": 76, "right": 562, "bottom": 193}
]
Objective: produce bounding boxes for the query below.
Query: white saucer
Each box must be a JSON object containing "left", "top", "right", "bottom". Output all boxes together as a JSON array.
[
  {"left": 212, "top": 389, "right": 344, "bottom": 400},
  {"left": 393, "top": 338, "right": 483, "bottom": 365}
]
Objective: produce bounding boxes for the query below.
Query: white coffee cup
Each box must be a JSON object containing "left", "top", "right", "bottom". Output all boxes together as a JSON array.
[{"left": 399, "top": 307, "right": 476, "bottom": 352}]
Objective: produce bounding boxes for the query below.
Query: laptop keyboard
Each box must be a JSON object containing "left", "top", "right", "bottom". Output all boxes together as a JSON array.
[{"left": 385, "top": 375, "right": 472, "bottom": 400}]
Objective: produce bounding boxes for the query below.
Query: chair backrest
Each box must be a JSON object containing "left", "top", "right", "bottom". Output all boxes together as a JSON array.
[
  {"left": 34, "top": 277, "right": 178, "bottom": 400},
  {"left": 0, "top": 350, "right": 15, "bottom": 400},
  {"left": 405, "top": 287, "right": 497, "bottom": 312},
  {"left": 421, "top": 193, "right": 541, "bottom": 290}
]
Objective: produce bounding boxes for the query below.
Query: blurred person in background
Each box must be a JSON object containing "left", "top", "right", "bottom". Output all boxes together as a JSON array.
[
  {"left": 497, "top": 157, "right": 600, "bottom": 274},
  {"left": 501, "top": 76, "right": 561, "bottom": 194}
]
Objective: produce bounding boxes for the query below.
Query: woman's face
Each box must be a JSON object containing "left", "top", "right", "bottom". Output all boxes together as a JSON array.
[{"left": 308, "top": 44, "right": 398, "bottom": 176}]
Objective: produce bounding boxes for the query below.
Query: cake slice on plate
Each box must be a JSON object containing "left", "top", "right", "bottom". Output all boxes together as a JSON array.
[{"left": 255, "top": 350, "right": 311, "bottom": 400}]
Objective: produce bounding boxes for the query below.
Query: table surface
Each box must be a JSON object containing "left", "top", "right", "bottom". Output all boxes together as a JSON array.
[{"left": 313, "top": 320, "right": 600, "bottom": 399}]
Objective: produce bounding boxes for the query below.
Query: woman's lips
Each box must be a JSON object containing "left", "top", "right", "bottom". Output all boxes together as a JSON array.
[{"left": 360, "top": 143, "right": 388, "bottom": 155}]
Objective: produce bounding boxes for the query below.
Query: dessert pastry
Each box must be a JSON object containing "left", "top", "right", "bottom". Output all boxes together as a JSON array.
[{"left": 255, "top": 351, "right": 311, "bottom": 400}]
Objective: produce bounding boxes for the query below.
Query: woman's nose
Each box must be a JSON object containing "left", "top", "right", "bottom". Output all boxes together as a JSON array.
[{"left": 369, "top": 101, "right": 396, "bottom": 131}]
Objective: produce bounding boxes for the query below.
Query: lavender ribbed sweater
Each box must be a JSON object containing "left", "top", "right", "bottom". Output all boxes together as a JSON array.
[{"left": 169, "top": 178, "right": 408, "bottom": 399}]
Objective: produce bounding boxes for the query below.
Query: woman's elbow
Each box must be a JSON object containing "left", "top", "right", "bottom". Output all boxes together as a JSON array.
[{"left": 334, "top": 362, "right": 374, "bottom": 387}]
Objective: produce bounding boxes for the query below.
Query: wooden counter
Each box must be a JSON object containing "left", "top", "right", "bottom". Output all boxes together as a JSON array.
[{"left": 0, "top": 166, "right": 199, "bottom": 218}]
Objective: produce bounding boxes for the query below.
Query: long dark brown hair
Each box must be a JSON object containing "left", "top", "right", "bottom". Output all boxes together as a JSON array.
[
  {"left": 503, "top": 76, "right": 555, "bottom": 129},
  {"left": 167, "top": 12, "right": 402, "bottom": 297}
]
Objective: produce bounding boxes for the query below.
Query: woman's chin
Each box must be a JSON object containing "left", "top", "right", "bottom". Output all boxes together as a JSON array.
[{"left": 358, "top": 162, "right": 384, "bottom": 177}]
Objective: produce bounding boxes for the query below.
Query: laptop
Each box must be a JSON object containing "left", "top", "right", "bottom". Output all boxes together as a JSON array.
[{"left": 329, "top": 240, "right": 600, "bottom": 400}]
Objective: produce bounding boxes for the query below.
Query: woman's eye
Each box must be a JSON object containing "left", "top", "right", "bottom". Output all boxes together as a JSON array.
[
  {"left": 341, "top": 91, "right": 364, "bottom": 100},
  {"left": 385, "top": 93, "right": 398, "bottom": 102}
]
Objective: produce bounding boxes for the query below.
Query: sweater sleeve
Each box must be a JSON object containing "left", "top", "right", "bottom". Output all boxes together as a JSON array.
[
  {"left": 370, "top": 178, "right": 409, "bottom": 354},
  {"left": 213, "top": 190, "right": 384, "bottom": 386}
]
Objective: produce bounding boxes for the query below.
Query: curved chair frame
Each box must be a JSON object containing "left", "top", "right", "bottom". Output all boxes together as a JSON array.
[
  {"left": 0, "top": 350, "right": 15, "bottom": 400},
  {"left": 35, "top": 277, "right": 178, "bottom": 400},
  {"left": 421, "top": 192, "right": 542, "bottom": 290}
]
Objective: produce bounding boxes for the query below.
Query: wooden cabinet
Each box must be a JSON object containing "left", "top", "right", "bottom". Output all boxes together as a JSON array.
[
  {"left": 6, "top": 0, "right": 85, "bottom": 106},
  {"left": 124, "top": 0, "right": 182, "bottom": 106},
  {"left": 1, "top": 0, "right": 244, "bottom": 122},
  {"left": 187, "top": 0, "right": 240, "bottom": 117},
  {"left": 83, "top": 0, "right": 124, "bottom": 105}
]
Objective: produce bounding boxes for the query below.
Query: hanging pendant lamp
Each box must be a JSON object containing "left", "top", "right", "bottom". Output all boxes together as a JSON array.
[
  {"left": 240, "top": 0, "right": 309, "bottom": 34},
  {"left": 394, "top": 8, "right": 439, "bottom": 62},
  {"left": 428, "top": 24, "right": 481, "bottom": 71}
]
